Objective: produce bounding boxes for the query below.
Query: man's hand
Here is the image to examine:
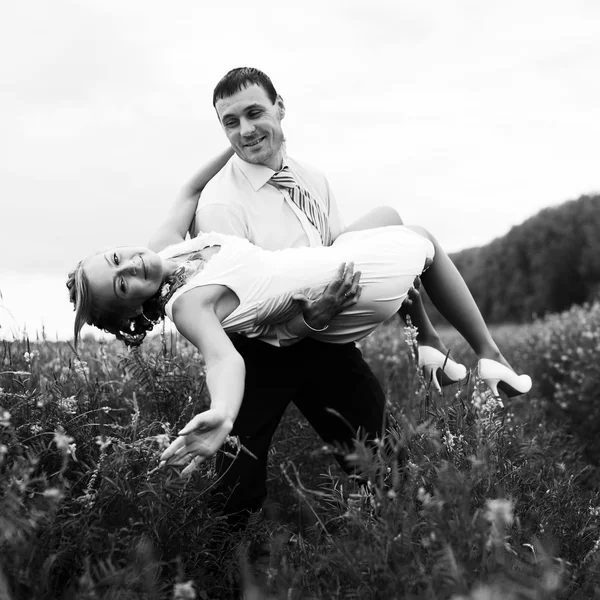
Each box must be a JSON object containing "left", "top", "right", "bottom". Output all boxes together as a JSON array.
[
  {"left": 159, "top": 408, "right": 234, "bottom": 476},
  {"left": 292, "top": 262, "right": 362, "bottom": 330}
]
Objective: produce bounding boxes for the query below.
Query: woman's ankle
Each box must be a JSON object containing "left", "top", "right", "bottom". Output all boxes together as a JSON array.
[
  {"left": 417, "top": 335, "right": 448, "bottom": 356},
  {"left": 477, "top": 348, "right": 511, "bottom": 370}
]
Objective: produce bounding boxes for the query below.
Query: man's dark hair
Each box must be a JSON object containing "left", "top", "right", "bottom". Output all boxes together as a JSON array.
[{"left": 213, "top": 67, "right": 278, "bottom": 107}]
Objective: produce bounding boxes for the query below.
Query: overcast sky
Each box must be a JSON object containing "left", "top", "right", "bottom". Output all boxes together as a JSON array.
[{"left": 1, "top": 0, "right": 599, "bottom": 340}]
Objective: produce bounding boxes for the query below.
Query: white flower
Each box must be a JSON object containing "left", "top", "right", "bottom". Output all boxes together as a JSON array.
[
  {"left": 53, "top": 428, "right": 74, "bottom": 452},
  {"left": 224, "top": 435, "right": 241, "bottom": 450},
  {"left": 485, "top": 498, "right": 514, "bottom": 527},
  {"left": 161, "top": 283, "right": 171, "bottom": 298},
  {"left": 61, "top": 395, "right": 77, "bottom": 415},
  {"left": 173, "top": 580, "right": 196, "bottom": 600},
  {"left": 417, "top": 487, "right": 432, "bottom": 505},
  {"left": 485, "top": 498, "right": 514, "bottom": 548},
  {"left": 73, "top": 360, "right": 89, "bottom": 378},
  {"left": 95, "top": 436, "right": 112, "bottom": 451},
  {"left": 0, "top": 409, "right": 11, "bottom": 428},
  {"left": 43, "top": 488, "right": 63, "bottom": 501},
  {"left": 67, "top": 443, "right": 77, "bottom": 459},
  {"left": 443, "top": 429, "right": 456, "bottom": 449},
  {"left": 152, "top": 434, "right": 170, "bottom": 450}
]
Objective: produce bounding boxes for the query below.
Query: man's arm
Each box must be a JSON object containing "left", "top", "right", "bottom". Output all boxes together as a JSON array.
[
  {"left": 255, "top": 263, "right": 362, "bottom": 346},
  {"left": 147, "top": 147, "right": 234, "bottom": 252}
]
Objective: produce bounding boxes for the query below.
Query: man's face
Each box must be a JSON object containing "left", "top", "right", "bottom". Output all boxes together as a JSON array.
[{"left": 215, "top": 84, "right": 285, "bottom": 171}]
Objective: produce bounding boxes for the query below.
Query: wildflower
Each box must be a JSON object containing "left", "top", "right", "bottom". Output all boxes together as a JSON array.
[
  {"left": 443, "top": 429, "right": 456, "bottom": 449},
  {"left": 0, "top": 444, "right": 8, "bottom": 463},
  {"left": 30, "top": 423, "right": 43, "bottom": 435},
  {"left": 73, "top": 359, "right": 90, "bottom": 378},
  {"left": 0, "top": 409, "right": 11, "bottom": 428},
  {"left": 23, "top": 351, "right": 36, "bottom": 363},
  {"left": 472, "top": 389, "right": 504, "bottom": 416},
  {"left": 53, "top": 427, "right": 74, "bottom": 453},
  {"left": 67, "top": 442, "right": 77, "bottom": 459},
  {"left": 95, "top": 436, "right": 112, "bottom": 452},
  {"left": 484, "top": 498, "right": 514, "bottom": 547},
  {"left": 224, "top": 435, "right": 241, "bottom": 450},
  {"left": 152, "top": 434, "right": 170, "bottom": 450},
  {"left": 485, "top": 498, "right": 514, "bottom": 527},
  {"left": 43, "top": 488, "right": 64, "bottom": 501},
  {"left": 417, "top": 487, "right": 432, "bottom": 505},
  {"left": 173, "top": 580, "right": 196, "bottom": 600},
  {"left": 589, "top": 505, "right": 600, "bottom": 517},
  {"left": 61, "top": 395, "right": 77, "bottom": 415}
]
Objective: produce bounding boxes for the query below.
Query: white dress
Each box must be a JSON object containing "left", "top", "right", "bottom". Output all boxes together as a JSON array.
[{"left": 160, "top": 226, "right": 434, "bottom": 346}]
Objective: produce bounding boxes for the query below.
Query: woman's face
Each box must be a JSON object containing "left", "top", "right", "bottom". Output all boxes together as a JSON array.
[{"left": 84, "top": 246, "right": 164, "bottom": 316}]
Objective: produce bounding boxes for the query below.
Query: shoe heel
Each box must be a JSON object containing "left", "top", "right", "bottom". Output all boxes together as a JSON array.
[{"left": 483, "top": 378, "right": 500, "bottom": 397}]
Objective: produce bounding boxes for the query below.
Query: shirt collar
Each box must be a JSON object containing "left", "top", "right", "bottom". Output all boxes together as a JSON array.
[{"left": 233, "top": 153, "right": 290, "bottom": 192}]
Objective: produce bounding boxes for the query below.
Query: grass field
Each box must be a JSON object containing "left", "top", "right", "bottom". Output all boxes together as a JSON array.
[{"left": 2, "top": 303, "right": 600, "bottom": 599}]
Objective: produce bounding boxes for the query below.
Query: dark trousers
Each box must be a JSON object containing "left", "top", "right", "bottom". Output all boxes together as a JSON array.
[{"left": 211, "top": 335, "right": 387, "bottom": 521}]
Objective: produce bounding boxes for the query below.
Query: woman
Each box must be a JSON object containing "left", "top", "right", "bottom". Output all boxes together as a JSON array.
[{"left": 67, "top": 151, "right": 532, "bottom": 473}]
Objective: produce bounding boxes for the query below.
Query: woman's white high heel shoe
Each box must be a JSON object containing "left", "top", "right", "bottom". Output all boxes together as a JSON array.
[
  {"left": 418, "top": 346, "right": 468, "bottom": 393},
  {"left": 477, "top": 359, "right": 532, "bottom": 398}
]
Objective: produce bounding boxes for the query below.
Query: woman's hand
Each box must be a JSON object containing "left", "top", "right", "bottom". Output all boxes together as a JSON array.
[
  {"left": 292, "top": 262, "right": 362, "bottom": 330},
  {"left": 159, "top": 408, "right": 234, "bottom": 476}
]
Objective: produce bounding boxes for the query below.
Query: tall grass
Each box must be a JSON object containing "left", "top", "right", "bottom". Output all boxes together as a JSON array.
[{"left": 1, "top": 304, "right": 600, "bottom": 599}]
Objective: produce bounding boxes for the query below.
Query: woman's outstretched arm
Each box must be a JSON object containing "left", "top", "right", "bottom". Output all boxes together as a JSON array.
[
  {"left": 148, "top": 147, "right": 234, "bottom": 252},
  {"left": 159, "top": 285, "right": 244, "bottom": 475}
]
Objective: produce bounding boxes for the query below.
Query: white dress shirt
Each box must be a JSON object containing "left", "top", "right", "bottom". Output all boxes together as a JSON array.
[{"left": 191, "top": 154, "right": 345, "bottom": 250}]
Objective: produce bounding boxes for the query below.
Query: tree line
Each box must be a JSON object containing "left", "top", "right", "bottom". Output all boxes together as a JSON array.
[{"left": 423, "top": 194, "right": 600, "bottom": 324}]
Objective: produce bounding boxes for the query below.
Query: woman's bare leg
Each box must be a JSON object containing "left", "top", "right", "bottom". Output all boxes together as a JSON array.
[
  {"left": 406, "top": 225, "right": 511, "bottom": 368},
  {"left": 343, "top": 207, "right": 450, "bottom": 354}
]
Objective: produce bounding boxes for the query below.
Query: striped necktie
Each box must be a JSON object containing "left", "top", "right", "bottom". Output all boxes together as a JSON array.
[{"left": 268, "top": 166, "right": 332, "bottom": 246}]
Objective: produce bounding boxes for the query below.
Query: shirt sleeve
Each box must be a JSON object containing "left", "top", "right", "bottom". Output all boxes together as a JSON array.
[{"left": 192, "top": 203, "right": 248, "bottom": 238}]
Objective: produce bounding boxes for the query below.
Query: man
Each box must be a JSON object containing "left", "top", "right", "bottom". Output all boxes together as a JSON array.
[{"left": 189, "top": 67, "right": 439, "bottom": 523}]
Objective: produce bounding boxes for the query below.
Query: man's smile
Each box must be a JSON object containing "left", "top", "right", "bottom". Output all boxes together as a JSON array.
[{"left": 244, "top": 136, "right": 266, "bottom": 148}]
